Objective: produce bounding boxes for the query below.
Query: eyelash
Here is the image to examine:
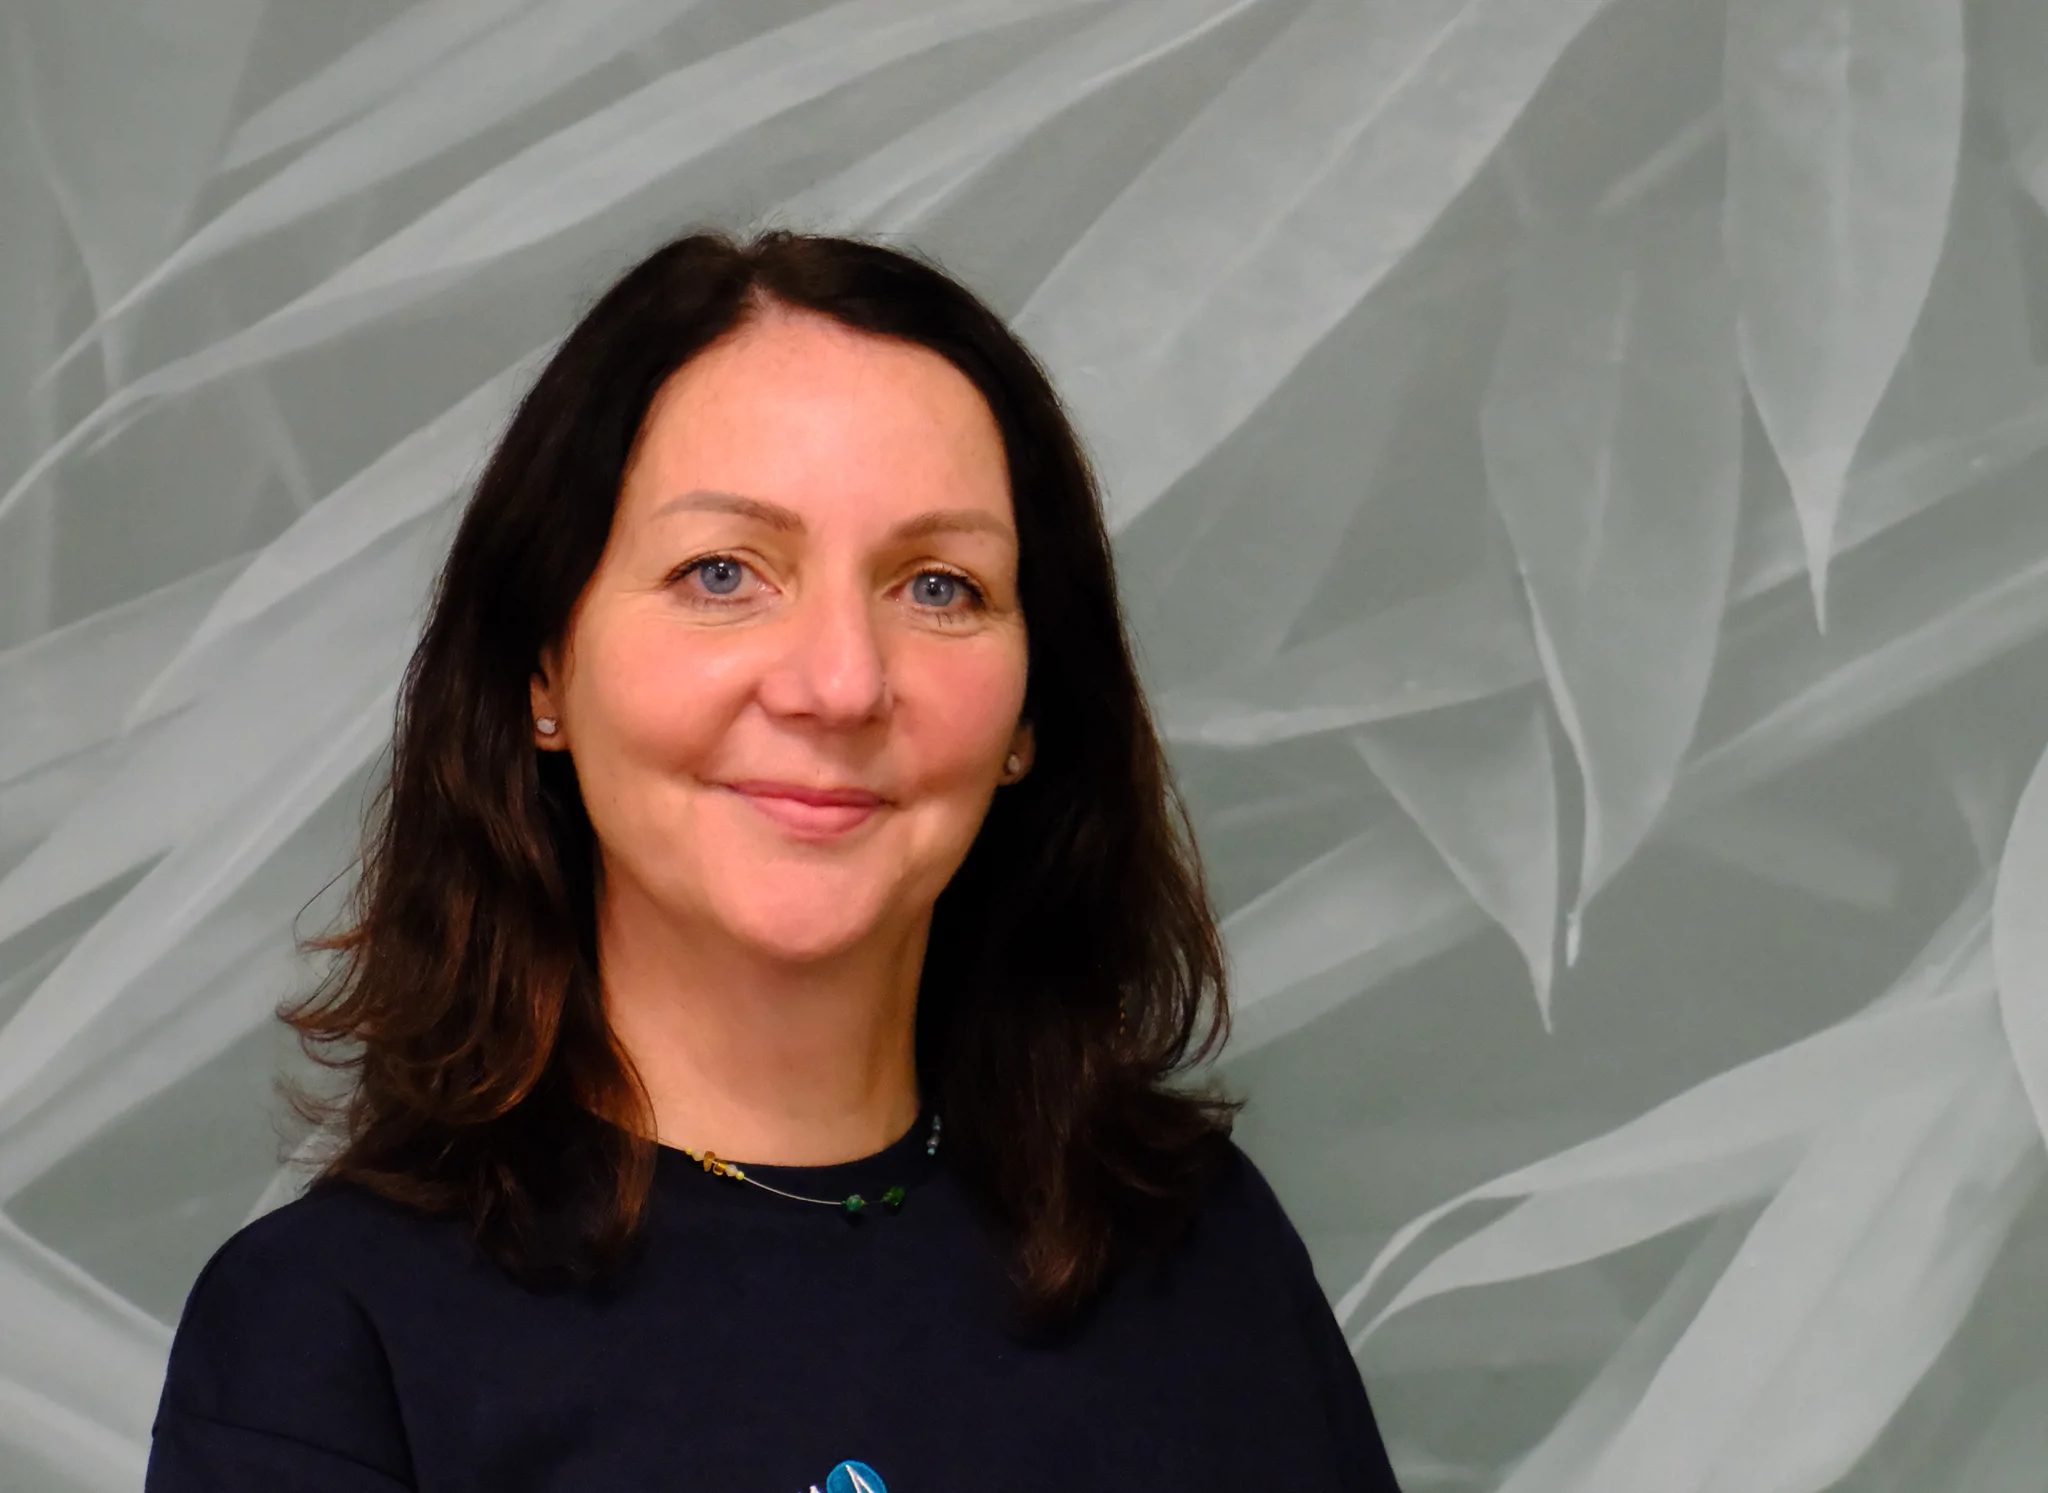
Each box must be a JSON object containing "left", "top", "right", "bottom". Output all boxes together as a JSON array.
[{"left": 667, "top": 553, "right": 989, "bottom": 623}]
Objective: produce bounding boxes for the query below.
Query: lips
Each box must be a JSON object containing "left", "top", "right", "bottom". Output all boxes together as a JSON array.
[
  {"left": 722, "top": 780, "right": 884, "bottom": 838},
  {"left": 722, "top": 780, "right": 884, "bottom": 808}
]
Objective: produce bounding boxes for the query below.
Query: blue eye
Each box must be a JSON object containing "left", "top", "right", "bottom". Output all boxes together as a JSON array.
[
  {"left": 671, "top": 555, "right": 986, "bottom": 621},
  {"left": 696, "top": 557, "right": 746, "bottom": 596},
  {"left": 913, "top": 572, "right": 964, "bottom": 607}
]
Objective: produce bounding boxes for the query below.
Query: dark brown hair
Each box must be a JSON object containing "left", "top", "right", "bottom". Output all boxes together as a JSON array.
[{"left": 283, "top": 229, "right": 1238, "bottom": 1329}]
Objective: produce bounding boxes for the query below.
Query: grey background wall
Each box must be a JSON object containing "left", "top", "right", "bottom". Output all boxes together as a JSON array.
[{"left": 6, "top": 0, "right": 2048, "bottom": 1488}]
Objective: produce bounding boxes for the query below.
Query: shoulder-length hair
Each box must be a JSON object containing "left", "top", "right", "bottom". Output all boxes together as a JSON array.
[{"left": 284, "top": 228, "right": 1238, "bottom": 1329}]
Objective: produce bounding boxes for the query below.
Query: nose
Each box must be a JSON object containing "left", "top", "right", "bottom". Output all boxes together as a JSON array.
[{"left": 756, "top": 570, "right": 891, "bottom": 726}]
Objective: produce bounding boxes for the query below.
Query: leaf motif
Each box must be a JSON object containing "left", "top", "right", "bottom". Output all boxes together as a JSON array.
[
  {"left": 0, "top": 716, "right": 168, "bottom": 880},
  {"left": 1126, "top": 311, "right": 1431, "bottom": 689},
  {"left": 1675, "top": 467, "right": 2048, "bottom": 817},
  {"left": 1340, "top": 883, "right": 1996, "bottom": 1332},
  {"left": 1216, "top": 477, "right": 2031, "bottom": 1048},
  {"left": 0, "top": 835, "right": 338, "bottom": 1198},
  {"left": 1345, "top": 978, "right": 1996, "bottom": 1341},
  {"left": 1155, "top": 560, "right": 1540, "bottom": 749},
  {"left": 1706, "top": 1089, "right": 2043, "bottom": 1491},
  {"left": 91, "top": 0, "right": 708, "bottom": 333},
  {"left": 0, "top": 949, "right": 301, "bottom": 1201},
  {"left": 1580, "top": 1049, "right": 2039, "bottom": 1493},
  {"left": 218, "top": 0, "right": 537, "bottom": 171},
  {"left": 1361, "top": 1148, "right": 1795, "bottom": 1351},
  {"left": 0, "top": 553, "right": 244, "bottom": 788},
  {"left": 0, "top": 1213, "right": 164, "bottom": 1489},
  {"left": 775, "top": 0, "right": 1263, "bottom": 233},
  {"left": 1729, "top": 374, "right": 2048, "bottom": 607},
  {"left": 0, "top": 681, "right": 391, "bottom": 1116},
  {"left": 1856, "top": 155, "right": 2039, "bottom": 466},
  {"left": 0, "top": 1374, "right": 146, "bottom": 1493},
  {"left": 276, "top": 0, "right": 1089, "bottom": 293},
  {"left": 1982, "top": 0, "right": 2048, "bottom": 219},
  {"left": 1722, "top": 0, "right": 1966, "bottom": 631},
  {"left": 0, "top": 947, "right": 66, "bottom": 1034},
  {"left": 0, "top": 521, "right": 436, "bottom": 945},
  {"left": 1661, "top": 798, "right": 1901, "bottom": 912},
  {"left": 1497, "top": 1214, "right": 1752, "bottom": 1493},
  {"left": 1383, "top": 1436, "right": 1487, "bottom": 1491},
  {"left": 128, "top": 356, "right": 538, "bottom": 725},
  {"left": 1481, "top": 201, "right": 1742, "bottom": 918},
  {"left": 1351, "top": 693, "right": 1560, "bottom": 1027},
  {"left": 1159, "top": 374, "right": 2048, "bottom": 765},
  {"left": 1931, "top": 717, "right": 2025, "bottom": 875},
  {"left": 1993, "top": 737, "right": 2048, "bottom": 1153},
  {"left": 1221, "top": 817, "right": 1484, "bottom": 1057},
  {"left": 1951, "top": 1376, "right": 2048, "bottom": 1493},
  {"left": 1013, "top": 0, "right": 1619, "bottom": 529},
  {"left": 5, "top": 0, "right": 264, "bottom": 311},
  {"left": 1361, "top": 1268, "right": 1632, "bottom": 1376},
  {"left": 1218, "top": 479, "right": 2036, "bottom": 1052},
  {"left": 1, "top": 0, "right": 1106, "bottom": 523}
]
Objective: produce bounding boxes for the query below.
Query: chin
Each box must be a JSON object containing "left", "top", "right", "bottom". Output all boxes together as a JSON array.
[{"left": 713, "top": 890, "right": 894, "bottom": 964}]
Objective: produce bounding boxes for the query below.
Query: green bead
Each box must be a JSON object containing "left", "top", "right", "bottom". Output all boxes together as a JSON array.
[
  {"left": 843, "top": 1194, "right": 866, "bottom": 1213},
  {"left": 881, "top": 1185, "right": 906, "bottom": 1209}
]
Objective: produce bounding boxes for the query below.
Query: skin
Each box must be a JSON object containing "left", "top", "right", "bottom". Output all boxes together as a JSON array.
[{"left": 530, "top": 304, "right": 1034, "bottom": 1167}]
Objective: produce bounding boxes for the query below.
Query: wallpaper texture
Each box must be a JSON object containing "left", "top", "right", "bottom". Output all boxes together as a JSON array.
[{"left": 5, "top": 0, "right": 2048, "bottom": 1489}]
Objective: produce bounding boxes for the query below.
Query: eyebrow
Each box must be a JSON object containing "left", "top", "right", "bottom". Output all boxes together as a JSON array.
[{"left": 651, "top": 489, "right": 1015, "bottom": 545}]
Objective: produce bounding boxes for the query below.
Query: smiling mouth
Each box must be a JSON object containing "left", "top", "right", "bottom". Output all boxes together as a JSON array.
[
  {"left": 721, "top": 779, "right": 884, "bottom": 808},
  {"left": 722, "top": 783, "right": 883, "bottom": 837}
]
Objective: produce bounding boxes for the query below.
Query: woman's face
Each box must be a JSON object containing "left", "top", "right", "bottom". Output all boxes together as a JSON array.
[{"left": 532, "top": 305, "right": 1033, "bottom": 966}]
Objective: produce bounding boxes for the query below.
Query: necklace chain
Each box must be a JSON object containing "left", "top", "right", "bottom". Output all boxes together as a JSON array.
[{"left": 682, "top": 1113, "right": 941, "bottom": 1216}]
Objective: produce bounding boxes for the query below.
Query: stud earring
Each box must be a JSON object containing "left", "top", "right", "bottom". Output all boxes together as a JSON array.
[
  {"left": 536, "top": 717, "right": 559, "bottom": 736},
  {"left": 1003, "top": 752, "right": 1021, "bottom": 777}
]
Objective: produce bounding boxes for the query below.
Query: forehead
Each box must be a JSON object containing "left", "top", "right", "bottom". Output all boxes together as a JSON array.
[{"left": 621, "top": 308, "right": 1011, "bottom": 525}]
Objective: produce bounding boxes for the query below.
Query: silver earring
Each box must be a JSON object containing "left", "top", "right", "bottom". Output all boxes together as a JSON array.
[
  {"left": 1004, "top": 752, "right": 1021, "bottom": 777},
  {"left": 536, "top": 717, "right": 559, "bottom": 736}
]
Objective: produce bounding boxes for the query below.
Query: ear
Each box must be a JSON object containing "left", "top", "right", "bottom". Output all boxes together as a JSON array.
[
  {"left": 1005, "top": 719, "right": 1034, "bottom": 780},
  {"left": 531, "top": 648, "right": 565, "bottom": 750}
]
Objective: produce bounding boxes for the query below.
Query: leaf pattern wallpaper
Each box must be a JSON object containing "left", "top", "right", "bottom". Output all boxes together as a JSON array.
[{"left": 4, "top": 0, "right": 2048, "bottom": 1488}]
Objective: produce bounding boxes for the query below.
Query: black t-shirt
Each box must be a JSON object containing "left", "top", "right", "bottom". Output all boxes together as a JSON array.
[{"left": 143, "top": 1114, "right": 1402, "bottom": 1492}]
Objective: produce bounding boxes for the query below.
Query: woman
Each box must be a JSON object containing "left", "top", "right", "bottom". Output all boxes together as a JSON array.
[{"left": 143, "top": 230, "right": 1403, "bottom": 1492}]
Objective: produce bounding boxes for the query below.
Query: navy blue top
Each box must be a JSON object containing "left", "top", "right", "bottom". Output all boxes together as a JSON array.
[{"left": 143, "top": 1114, "right": 1402, "bottom": 1492}]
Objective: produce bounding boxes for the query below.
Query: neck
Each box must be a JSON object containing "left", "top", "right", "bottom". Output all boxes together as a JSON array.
[{"left": 594, "top": 865, "right": 926, "bottom": 1167}]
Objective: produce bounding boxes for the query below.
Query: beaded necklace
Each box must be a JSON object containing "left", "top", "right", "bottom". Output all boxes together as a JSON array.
[{"left": 680, "top": 1113, "right": 941, "bottom": 1217}]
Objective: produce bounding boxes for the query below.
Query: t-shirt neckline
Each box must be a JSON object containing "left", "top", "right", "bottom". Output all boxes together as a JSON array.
[{"left": 652, "top": 1107, "right": 940, "bottom": 1211}]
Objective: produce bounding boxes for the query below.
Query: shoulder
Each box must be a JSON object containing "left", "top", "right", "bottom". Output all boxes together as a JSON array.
[
  {"left": 1119, "top": 1136, "right": 1329, "bottom": 1316},
  {"left": 1205, "top": 1137, "right": 1290, "bottom": 1215},
  {"left": 154, "top": 1182, "right": 453, "bottom": 1473},
  {"left": 1175, "top": 1144, "right": 1404, "bottom": 1485},
  {"left": 1168, "top": 1138, "right": 1362, "bottom": 1349},
  {"left": 174, "top": 1180, "right": 458, "bottom": 1340},
  {"left": 1189, "top": 1138, "right": 1317, "bottom": 1267}
]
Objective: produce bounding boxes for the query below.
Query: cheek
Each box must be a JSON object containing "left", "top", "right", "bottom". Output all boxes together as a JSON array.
[
  {"left": 906, "top": 645, "right": 1027, "bottom": 779},
  {"left": 576, "top": 622, "right": 733, "bottom": 769}
]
